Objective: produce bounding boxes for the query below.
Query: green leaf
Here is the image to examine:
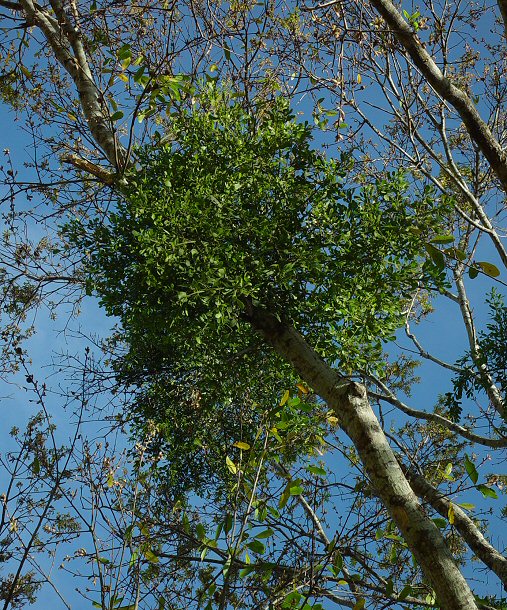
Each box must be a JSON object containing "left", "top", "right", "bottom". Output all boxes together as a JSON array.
[
  {"left": 398, "top": 585, "right": 412, "bottom": 600},
  {"left": 333, "top": 551, "right": 343, "bottom": 572},
  {"left": 226, "top": 455, "right": 237, "bottom": 474},
  {"left": 196, "top": 523, "right": 206, "bottom": 540},
  {"left": 129, "top": 551, "right": 138, "bottom": 568},
  {"left": 476, "top": 484, "right": 498, "bottom": 499},
  {"left": 307, "top": 465, "right": 327, "bottom": 476},
  {"left": 352, "top": 598, "right": 365, "bottom": 610},
  {"left": 283, "top": 592, "right": 302, "bottom": 608},
  {"left": 20, "top": 64, "right": 33, "bottom": 80},
  {"left": 425, "top": 243, "right": 445, "bottom": 269},
  {"left": 447, "top": 247, "right": 466, "bottom": 261},
  {"left": 279, "top": 482, "right": 291, "bottom": 509},
  {"left": 464, "top": 454, "right": 478, "bottom": 484},
  {"left": 224, "top": 513, "right": 233, "bottom": 534},
  {"left": 143, "top": 548, "right": 160, "bottom": 563},
  {"left": 97, "top": 556, "right": 110, "bottom": 564},
  {"left": 477, "top": 261, "right": 500, "bottom": 278},
  {"left": 233, "top": 441, "right": 251, "bottom": 450},
  {"left": 110, "top": 111, "right": 124, "bottom": 121},
  {"left": 469, "top": 265, "right": 479, "bottom": 279},
  {"left": 239, "top": 565, "right": 255, "bottom": 578},
  {"left": 457, "top": 503, "right": 475, "bottom": 511},
  {"left": 430, "top": 234, "right": 454, "bottom": 244},
  {"left": 133, "top": 66, "right": 146, "bottom": 83},
  {"left": 441, "top": 462, "right": 454, "bottom": 481},
  {"left": 432, "top": 517, "right": 447, "bottom": 529},
  {"left": 279, "top": 389, "right": 290, "bottom": 406},
  {"left": 289, "top": 484, "right": 303, "bottom": 495},
  {"left": 117, "top": 44, "right": 132, "bottom": 60},
  {"left": 31, "top": 457, "right": 40, "bottom": 475},
  {"left": 255, "top": 528, "right": 274, "bottom": 539},
  {"left": 246, "top": 539, "right": 265, "bottom": 554}
]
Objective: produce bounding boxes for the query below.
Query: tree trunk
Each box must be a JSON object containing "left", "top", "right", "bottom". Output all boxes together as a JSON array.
[{"left": 245, "top": 304, "right": 478, "bottom": 610}]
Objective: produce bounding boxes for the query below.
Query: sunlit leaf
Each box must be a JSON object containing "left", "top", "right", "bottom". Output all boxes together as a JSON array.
[
  {"left": 430, "top": 234, "right": 454, "bottom": 244},
  {"left": 143, "top": 548, "right": 159, "bottom": 563},
  {"left": 307, "top": 465, "right": 327, "bottom": 476},
  {"left": 477, "top": 261, "right": 500, "bottom": 277},
  {"left": 476, "top": 484, "right": 498, "bottom": 499},
  {"left": 226, "top": 455, "right": 237, "bottom": 474}
]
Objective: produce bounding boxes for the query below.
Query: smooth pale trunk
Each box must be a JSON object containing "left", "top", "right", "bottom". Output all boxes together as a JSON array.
[{"left": 246, "top": 305, "right": 478, "bottom": 610}]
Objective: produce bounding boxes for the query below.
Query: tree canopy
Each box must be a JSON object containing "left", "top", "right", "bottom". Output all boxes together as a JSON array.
[
  {"left": 68, "top": 86, "right": 450, "bottom": 496},
  {"left": 0, "top": 1, "right": 507, "bottom": 610}
]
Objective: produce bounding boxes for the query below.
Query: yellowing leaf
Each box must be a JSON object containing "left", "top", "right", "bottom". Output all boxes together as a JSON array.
[
  {"left": 118, "top": 72, "right": 129, "bottom": 83},
  {"left": 296, "top": 383, "right": 309, "bottom": 394},
  {"left": 226, "top": 455, "right": 237, "bottom": 474},
  {"left": 448, "top": 503, "right": 455, "bottom": 525},
  {"left": 477, "top": 261, "right": 500, "bottom": 278},
  {"left": 233, "top": 441, "right": 251, "bottom": 450},
  {"left": 143, "top": 549, "right": 160, "bottom": 563},
  {"left": 20, "top": 64, "right": 32, "bottom": 80},
  {"left": 107, "top": 472, "right": 115, "bottom": 488},
  {"left": 353, "top": 598, "right": 365, "bottom": 610},
  {"left": 269, "top": 427, "right": 282, "bottom": 442},
  {"left": 327, "top": 415, "right": 340, "bottom": 426},
  {"left": 280, "top": 390, "right": 290, "bottom": 406},
  {"left": 357, "top": 73, "right": 362, "bottom": 84}
]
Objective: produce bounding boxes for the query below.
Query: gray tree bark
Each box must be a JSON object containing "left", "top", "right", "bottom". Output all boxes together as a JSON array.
[{"left": 365, "top": 0, "right": 507, "bottom": 197}]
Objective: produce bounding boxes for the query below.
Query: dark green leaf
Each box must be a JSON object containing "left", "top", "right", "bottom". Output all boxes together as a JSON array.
[
  {"left": 398, "top": 585, "right": 412, "bottom": 600},
  {"left": 425, "top": 243, "right": 445, "bottom": 270},
  {"left": 476, "top": 484, "right": 498, "bottom": 499},
  {"left": 464, "top": 454, "right": 478, "bottom": 484},
  {"left": 246, "top": 539, "right": 265, "bottom": 554}
]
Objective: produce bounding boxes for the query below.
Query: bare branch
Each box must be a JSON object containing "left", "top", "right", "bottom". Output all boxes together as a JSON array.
[
  {"left": 367, "top": 0, "right": 507, "bottom": 194},
  {"left": 497, "top": 0, "right": 507, "bottom": 42},
  {"left": 406, "top": 468, "right": 507, "bottom": 590}
]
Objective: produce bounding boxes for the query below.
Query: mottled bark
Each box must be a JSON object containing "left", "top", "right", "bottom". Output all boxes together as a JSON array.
[
  {"left": 244, "top": 304, "right": 478, "bottom": 610},
  {"left": 18, "top": 0, "right": 124, "bottom": 168},
  {"left": 366, "top": 0, "right": 507, "bottom": 196}
]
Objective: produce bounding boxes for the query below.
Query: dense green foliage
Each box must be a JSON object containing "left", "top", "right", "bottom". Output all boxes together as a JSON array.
[{"left": 68, "top": 86, "right": 448, "bottom": 493}]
